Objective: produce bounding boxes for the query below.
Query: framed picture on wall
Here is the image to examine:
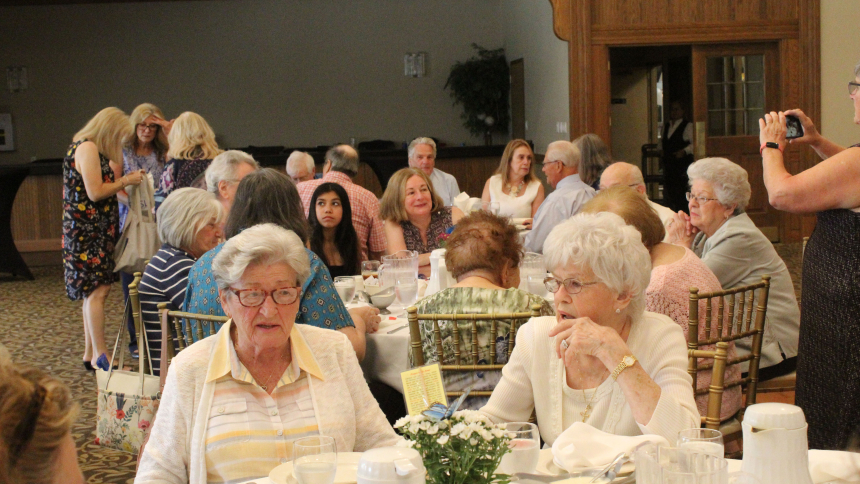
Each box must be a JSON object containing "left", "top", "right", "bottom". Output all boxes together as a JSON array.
[{"left": 0, "top": 113, "right": 14, "bottom": 151}]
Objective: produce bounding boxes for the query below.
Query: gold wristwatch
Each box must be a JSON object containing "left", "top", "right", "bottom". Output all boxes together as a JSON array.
[{"left": 611, "top": 355, "right": 637, "bottom": 380}]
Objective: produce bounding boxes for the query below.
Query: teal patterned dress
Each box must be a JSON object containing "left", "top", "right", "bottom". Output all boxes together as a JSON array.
[{"left": 411, "top": 287, "right": 554, "bottom": 409}]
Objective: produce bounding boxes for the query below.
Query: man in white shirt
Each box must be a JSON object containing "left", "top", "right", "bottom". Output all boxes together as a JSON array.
[
  {"left": 407, "top": 137, "right": 460, "bottom": 206},
  {"left": 524, "top": 140, "right": 595, "bottom": 253},
  {"left": 599, "top": 161, "right": 676, "bottom": 241},
  {"left": 286, "top": 151, "right": 316, "bottom": 184},
  {"left": 660, "top": 101, "right": 694, "bottom": 212}
]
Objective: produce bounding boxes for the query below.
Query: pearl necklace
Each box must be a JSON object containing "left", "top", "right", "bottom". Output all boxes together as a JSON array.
[{"left": 506, "top": 179, "right": 525, "bottom": 196}]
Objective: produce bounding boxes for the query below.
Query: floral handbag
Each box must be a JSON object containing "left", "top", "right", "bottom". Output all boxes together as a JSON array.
[{"left": 95, "top": 304, "right": 160, "bottom": 453}]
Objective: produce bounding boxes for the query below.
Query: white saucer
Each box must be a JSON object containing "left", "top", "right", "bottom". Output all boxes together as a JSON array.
[
  {"left": 535, "top": 449, "right": 634, "bottom": 477},
  {"left": 269, "top": 452, "right": 362, "bottom": 484}
]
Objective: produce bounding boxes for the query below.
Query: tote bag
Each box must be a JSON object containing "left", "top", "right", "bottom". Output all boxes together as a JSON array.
[
  {"left": 95, "top": 304, "right": 160, "bottom": 454},
  {"left": 114, "top": 174, "right": 160, "bottom": 274}
]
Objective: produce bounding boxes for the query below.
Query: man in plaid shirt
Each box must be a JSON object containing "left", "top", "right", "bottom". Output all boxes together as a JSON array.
[{"left": 297, "top": 144, "right": 386, "bottom": 261}]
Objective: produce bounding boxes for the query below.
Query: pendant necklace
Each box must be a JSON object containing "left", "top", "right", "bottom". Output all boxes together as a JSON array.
[
  {"left": 506, "top": 180, "right": 525, "bottom": 196},
  {"left": 580, "top": 387, "right": 599, "bottom": 422}
]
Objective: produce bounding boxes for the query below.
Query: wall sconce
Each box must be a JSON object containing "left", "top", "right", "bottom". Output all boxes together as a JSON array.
[
  {"left": 404, "top": 52, "right": 427, "bottom": 78},
  {"left": 6, "top": 66, "right": 28, "bottom": 93}
]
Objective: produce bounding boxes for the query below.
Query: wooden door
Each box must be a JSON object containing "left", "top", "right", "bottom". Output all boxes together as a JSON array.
[{"left": 692, "top": 43, "right": 781, "bottom": 240}]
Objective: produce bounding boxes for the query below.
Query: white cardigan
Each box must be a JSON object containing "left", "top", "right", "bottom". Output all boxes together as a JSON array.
[
  {"left": 135, "top": 321, "right": 400, "bottom": 484},
  {"left": 480, "top": 313, "right": 700, "bottom": 445}
]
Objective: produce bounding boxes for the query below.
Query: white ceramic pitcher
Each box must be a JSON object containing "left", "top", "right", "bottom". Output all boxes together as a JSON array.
[{"left": 740, "top": 403, "right": 814, "bottom": 484}]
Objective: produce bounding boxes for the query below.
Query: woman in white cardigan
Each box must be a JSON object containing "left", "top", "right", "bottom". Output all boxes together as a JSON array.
[
  {"left": 480, "top": 212, "right": 699, "bottom": 445},
  {"left": 136, "top": 224, "right": 399, "bottom": 484}
]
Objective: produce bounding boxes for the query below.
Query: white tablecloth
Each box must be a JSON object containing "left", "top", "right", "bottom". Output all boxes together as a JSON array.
[{"left": 360, "top": 306, "right": 411, "bottom": 392}]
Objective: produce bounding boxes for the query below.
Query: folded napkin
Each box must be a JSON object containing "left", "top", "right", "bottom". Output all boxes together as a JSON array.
[
  {"left": 452, "top": 192, "right": 483, "bottom": 213},
  {"left": 808, "top": 449, "right": 860, "bottom": 483},
  {"left": 551, "top": 422, "right": 669, "bottom": 470}
]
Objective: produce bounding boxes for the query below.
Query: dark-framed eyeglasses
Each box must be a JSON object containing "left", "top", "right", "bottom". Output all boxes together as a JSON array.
[
  {"left": 544, "top": 276, "right": 599, "bottom": 295},
  {"left": 598, "top": 182, "right": 641, "bottom": 191},
  {"left": 849, "top": 82, "right": 860, "bottom": 96},
  {"left": 137, "top": 123, "right": 159, "bottom": 132},
  {"left": 541, "top": 159, "right": 563, "bottom": 167},
  {"left": 9, "top": 384, "right": 47, "bottom": 465},
  {"left": 686, "top": 192, "right": 719, "bottom": 204},
  {"left": 228, "top": 286, "right": 300, "bottom": 307}
]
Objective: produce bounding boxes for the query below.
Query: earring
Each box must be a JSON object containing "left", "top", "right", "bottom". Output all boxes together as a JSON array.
[{"left": 615, "top": 308, "right": 621, "bottom": 314}]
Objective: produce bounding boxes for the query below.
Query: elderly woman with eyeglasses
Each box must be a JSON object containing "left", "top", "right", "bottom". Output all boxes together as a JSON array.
[
  {"left": 480, "top": 212, "right": 699, "bottom": 445},
  {"left": 136, "top": 223, "right": 399, "bottom": 484},
  {"left": 666, "top": 157, "right": 800, "bottom": 381}
]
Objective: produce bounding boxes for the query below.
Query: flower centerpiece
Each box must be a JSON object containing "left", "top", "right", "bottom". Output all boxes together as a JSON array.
[{"left": 394, "top": 410, "right": 512, "bottom": 484}]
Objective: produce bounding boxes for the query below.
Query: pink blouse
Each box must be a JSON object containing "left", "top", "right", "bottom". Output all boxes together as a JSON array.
[{"left": 646, "top": 248, "right": 743, "bottom": 421}]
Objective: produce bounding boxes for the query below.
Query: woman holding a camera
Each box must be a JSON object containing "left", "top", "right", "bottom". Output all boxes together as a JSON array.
[{"left": 758, "top": 64, "right": 860, "bottom": 451}]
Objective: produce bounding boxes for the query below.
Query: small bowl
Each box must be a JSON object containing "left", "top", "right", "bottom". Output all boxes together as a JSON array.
[{"left": 370, "top": 290, "right": 396, "bottom": 309}]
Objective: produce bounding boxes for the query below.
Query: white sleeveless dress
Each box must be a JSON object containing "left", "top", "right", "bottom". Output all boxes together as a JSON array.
[{"left": 488, "top": 174, "right": 541, "bottom": 218}]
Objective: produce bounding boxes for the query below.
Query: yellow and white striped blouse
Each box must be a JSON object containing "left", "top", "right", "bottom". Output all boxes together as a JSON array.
[{"left": 204, "top": 327, "right": 326, "bottom": 484}]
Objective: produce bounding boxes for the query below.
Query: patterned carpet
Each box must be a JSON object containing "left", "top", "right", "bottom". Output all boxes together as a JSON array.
[{"left": 0, "top": 242, "right": 804, "bottom": 483}]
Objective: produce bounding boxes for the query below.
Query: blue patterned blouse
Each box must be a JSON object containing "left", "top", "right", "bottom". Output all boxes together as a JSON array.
[{"left": 183, "top": 243, "right": 354, "bottom": 341}]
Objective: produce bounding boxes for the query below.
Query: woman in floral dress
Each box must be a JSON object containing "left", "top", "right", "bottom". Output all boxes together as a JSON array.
[{"left": 63, "top": 107, "right": 144, "bottom": 372}]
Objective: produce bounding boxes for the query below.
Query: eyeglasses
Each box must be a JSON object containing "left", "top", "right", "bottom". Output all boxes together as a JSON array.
[
  {"left": 542, "top": 159, "right": 562, "bottom": 167},
  {"left": 229, "top": 286, "right": 300, "bottom": 307},
  {"left": 598, "top": 183, "right": 641, "bottom": 191},
  {"left": 137, "top": 124, "right": 159, "bottom": 132},
  {"left": 849, "top": 82, "right": 860, "bottom": 96},
  {"left": 544, "top": 276, "right": 599, "bottom": 295},
  {"left": 9, "top": 384, "right": 47, "bottom": 465},
  {"left": 686, "top": 192, "right": 719, "bottom": 204}
]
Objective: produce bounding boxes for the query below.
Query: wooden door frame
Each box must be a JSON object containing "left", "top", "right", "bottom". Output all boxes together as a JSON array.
[{"left": 547, "top": 0, "right": 820, "bottom": 241}]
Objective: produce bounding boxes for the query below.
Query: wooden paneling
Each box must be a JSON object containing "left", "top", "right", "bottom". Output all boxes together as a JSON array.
[
  {"left": 591, "top": 0, "right": 798, "bottom": 26},
  {"left": 434, "top": 156, "right": 500, "bottom": 200},
  {"left": 11, "top": 175, "right": 63, "bottom": 253},
  {"left": 592, "top": 21, "right": 799, "bottom": 45},
  {"left": 353, "top": 163, "right": 384, "bottom": 198}
]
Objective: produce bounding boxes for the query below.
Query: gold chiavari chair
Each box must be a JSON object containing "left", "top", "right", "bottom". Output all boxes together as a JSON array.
[
  {"left": 688, "top": 342, "right": 730, "bottom": 430},
  {"left": 127, "top": 272, "right": 148, "bottom": 374},
  {"left": 406, "top": 304, "right": 543, "bottom": 400},
  {"left": 688, "top": 275, "right": 771, "bottom": 444},
  {"left": 157, "top": 303, "right": 228, "bottom": 376}
]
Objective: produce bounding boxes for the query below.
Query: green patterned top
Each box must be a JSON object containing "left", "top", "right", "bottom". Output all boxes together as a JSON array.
[{"left": 411, "top": 286, "right": 554, "bottom": 409}]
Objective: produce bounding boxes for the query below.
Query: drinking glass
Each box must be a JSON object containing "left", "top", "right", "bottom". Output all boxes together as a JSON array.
[
  {"left": 636, "top": 444, "right": 728, "bottom": 484},
  {"left": 361, "top": 261, "right": 380, "bottom": 283},
  {"left": 395, "top": 276, "right": 419, "bottom": 307},
  {"left": 495, "top": 422, "right": 540, "bottom": 475},
  {"left": 292, "top": 435, "right": 337, "bottom": 484},
  {"left": 678, "top": 428, "right": 724, "bottom": 459},
  {"left": 333, "top": 276, "right": 356, "bottom": 305}
]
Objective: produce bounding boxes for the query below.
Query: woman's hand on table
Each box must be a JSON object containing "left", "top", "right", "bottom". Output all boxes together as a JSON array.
[
  {"left": 548, "top": 316, "right": 629, "bottom": 368},
  {"left": 348, "top": 306, "right": 381, "bottom": 334}
]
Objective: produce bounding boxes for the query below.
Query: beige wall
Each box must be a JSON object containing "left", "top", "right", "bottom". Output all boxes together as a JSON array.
[
  {"left": 610, "top": 69, "right": 651, "bottom": 168},
  {"left": 820, "top": 0, "right": 860, "bottom": 149},
  {"left": 0, "top": 0, "right": 502, "bottom": 165},
  {"left": 499, "top": 0, "right": 569, "bottom": 154}
]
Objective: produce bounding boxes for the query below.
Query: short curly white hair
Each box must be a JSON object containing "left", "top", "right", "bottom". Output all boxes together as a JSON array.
[
  {"left": 543, "top": 212, "right": 651, "bottom": 318},
  {"left": 205, "top": 150, "right": 259, "bottom": 197},
  {"left": 687, "top": 157, "right": 751, "bottom": 214},
  {"left": 212, "top": 223, "right": 310, "bottom": 290}
]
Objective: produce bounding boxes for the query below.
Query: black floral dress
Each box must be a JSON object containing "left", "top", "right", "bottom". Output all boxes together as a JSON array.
[
  {"left": 62, "top": 140, "right": 120, "bottom": 300},
  {"left": 401, "top": 206, "right": 453, "bottom": 254}
]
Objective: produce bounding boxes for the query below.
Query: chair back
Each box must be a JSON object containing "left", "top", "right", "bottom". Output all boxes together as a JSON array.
[
  {"left": 688, "top": 275, "right": 770, "bottom": 413},
  {"left": 407, "top": 303, "right": 542, "bottom": 399},
  {"left": 688, "top": 341, "right": 730, "bottom": 430},
  {"left": 158, "top": 303, "right": 228, "bottom": 368},
  {"left": 127, "top": 272, "right": 148, "bottom": 374}
]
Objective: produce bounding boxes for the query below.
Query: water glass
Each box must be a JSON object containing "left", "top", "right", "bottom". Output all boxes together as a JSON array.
[
  {"left": 395, "top": 276, "right": 419, "bottom": 306},
  {"left": 635, "top": 444, "right": 727, "bottom": 484},
  {"left": 333, "top": 276, "right": 356, "bottom": 305},
  {"left": 678, "top": 428, "right": 724, "bottom": 459},
  {"left": 495, "top": 422, "right": 540, "bottom": 475},
  {"left": 292, "top": 435, "right": 337, "bottom": 484}
]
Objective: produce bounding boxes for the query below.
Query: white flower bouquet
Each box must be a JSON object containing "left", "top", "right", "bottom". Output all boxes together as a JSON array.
[{"left": 394, "top": 410, "right": 512, "bottom": 484}]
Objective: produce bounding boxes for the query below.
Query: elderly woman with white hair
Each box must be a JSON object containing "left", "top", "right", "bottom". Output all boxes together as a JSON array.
[
  {"left": 138, "top": 188, "right": 224, "bottom": 376},
  {"left": 136, "top": 223, "right": 399, "bottom": 484},
  {"left": 204, "top": 150, "right": 259, "bottom": 214},
  {"left": 667, "top": 157, "right": 800, "bottom": 380},
  {"left": 480, "top": 212, "right": 699, "bottom": 445}
]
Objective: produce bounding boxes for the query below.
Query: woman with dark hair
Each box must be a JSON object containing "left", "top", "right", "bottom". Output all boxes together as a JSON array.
[
  {"left": 308, "top": 183, "right": 361, "bottom": 277},
  {"left": 183, "top": 168, "right": 379, "bottom": 359}
]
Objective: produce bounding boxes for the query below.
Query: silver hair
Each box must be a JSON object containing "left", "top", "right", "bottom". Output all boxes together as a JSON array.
[
  {"left": 687, "top": 157, "right": 751, "bottom": 214},
  {"left": 854, "top": 60, "right": 860, "bottom": 78},
  {"left": 157, "top": 187, "right": 224, "bottom": 249},
  {"left": 212, "top": 223, "right": 310, "bottom": 290},
  {"left": 546, "top": 140, "right": 580, "bottom": 168},
  {"left": 205, "top": 150, "right": 259, "bottom": 196},
  {"left": 286, "top": 151, "right": 315, "bottom": 176},
  {"left": 543, "top": 212, "right": 651, "bottom": 318},
  {"left": 325, "top": 144, "right": 359, "bottom": 178},
  {"left": 408, "top": 137, "right": 437, "bottom": 158}
]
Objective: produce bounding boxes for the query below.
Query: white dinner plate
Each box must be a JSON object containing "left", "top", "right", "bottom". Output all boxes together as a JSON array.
[
  {"left": 535, "top": 449, "right": 634, "bottom": 477},
  {"left": 268, "top": 452, "right": 362, "bottom": 484}
]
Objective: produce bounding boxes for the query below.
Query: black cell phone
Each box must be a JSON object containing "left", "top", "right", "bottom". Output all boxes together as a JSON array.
[{"left": 785, "top": 115, "right": 804, "bottom": 139}]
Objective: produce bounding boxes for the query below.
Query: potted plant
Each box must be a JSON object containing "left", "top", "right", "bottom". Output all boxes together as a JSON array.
[{"left": 445, "top": 44, "right": 510, "bottom": 145}]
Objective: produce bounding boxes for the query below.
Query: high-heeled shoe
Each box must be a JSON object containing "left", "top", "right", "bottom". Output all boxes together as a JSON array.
[
  {"left": 95, "top": 353, "right": 110, "bottom": 372},
  {"left": 82, "top": 361, "right": 95, "bottom": 373}
]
